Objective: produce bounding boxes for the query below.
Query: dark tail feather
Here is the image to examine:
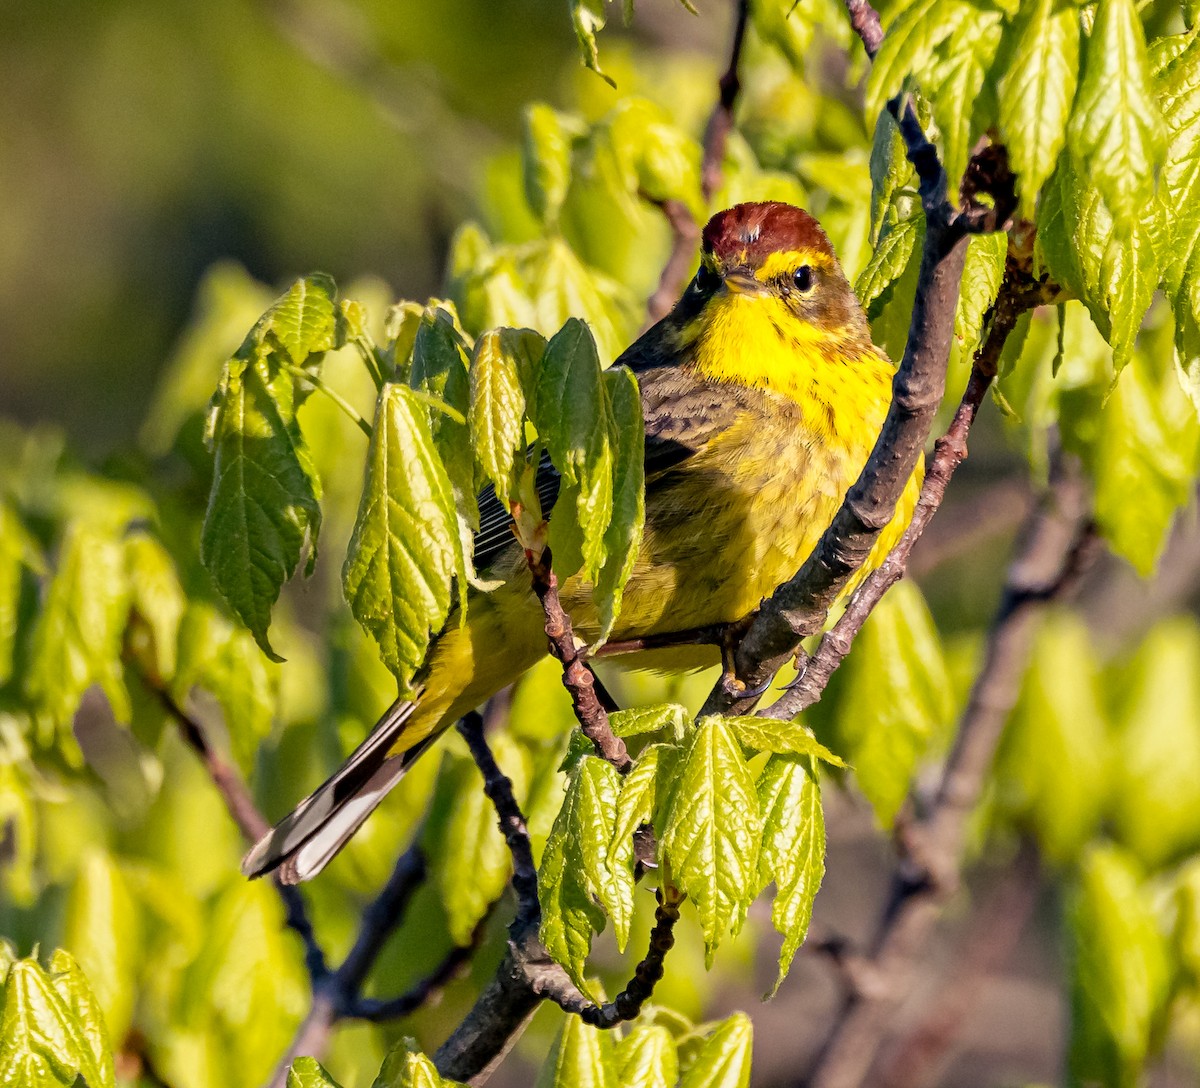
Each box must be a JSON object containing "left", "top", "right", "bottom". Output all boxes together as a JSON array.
[{"left": 242, "top": 696, "right": 439, "bottom": 884}]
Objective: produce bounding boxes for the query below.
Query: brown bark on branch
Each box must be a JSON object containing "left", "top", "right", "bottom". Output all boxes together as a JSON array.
[
  {"left": 802, "top": 463, "right": 1096, "bottom": 1088},
  {"left": 527, "top": 548, "right": 632, "bottom": 773},
  {"left": 699, "top": 1, "right": 1016, "bottom": 719}
]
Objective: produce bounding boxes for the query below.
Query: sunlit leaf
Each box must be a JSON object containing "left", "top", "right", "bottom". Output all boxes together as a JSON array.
[
  {"left": 343, "top": 383, "right": 467, "bottom": 693},
  {"left": 469, "top": 328, "right": 544, "bottom": 498},
  {"left": 536, "top": 1011, "right": 617, "bottom": 1088},
  {"left": 615, "top": 1024, "right": 678, "bottom": 1088},
  {"left": 677, "top": 1012, "right": 753, "bottom": 1088},
  {"left": 660, "top": 720, "right": 761, "bottom": 965},
  {"left": 720, "top": 717, "right": 847, "bottom": 767},
  {"left": 373, "top": 1038, "right": 465, "bottom": 1088},
  {"left": 289, "top": 1057, "right": 344, "bottom": 1088}
]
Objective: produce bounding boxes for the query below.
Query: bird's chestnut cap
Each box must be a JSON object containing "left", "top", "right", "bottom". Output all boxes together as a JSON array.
[{"left": 701, "top": 201, "right": 835, "bottom": 267}]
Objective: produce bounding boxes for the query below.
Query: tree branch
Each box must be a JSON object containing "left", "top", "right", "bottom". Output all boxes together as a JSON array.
[
  {"left": 699, "top": 2, "right": 1016, "bottom": 719},
  {"left": 526, "top": 548, "right": 632, "bottom": 773},
  {"left": 761, "top": 262, "right": 1059, "bottom": 722},
  {"left": 645, "top": 0, "right": 750, "bottom": 324},
  {"left": 803, "top": 462, "right": 1097, "bottom": 1088}
]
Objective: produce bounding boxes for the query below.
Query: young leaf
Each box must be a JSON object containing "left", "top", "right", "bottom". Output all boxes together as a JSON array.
[
  {"left": 996, "top": 0, "right": 1080, "bottom": 216},
  {"left": 808, "top": 581, "right": 949, "bottom": 827},
  {"left": 533, "top": 318, "right": 614, "bottom": 579},
  {"left": 342, "top": 383, "right": 467, "bottom": 693},
  {"left": 593, "top": 365, "right": 645, "bottom": 643},
  {"left": 123, "top": 530, "right": 186, "bottom": 683},
  {"left": 539, "top": 761, "right": 615, "bottom": 995},
  {"left": 569, "top": 0, "right": 615, "bottom": 87},
  {"left": 469, "top": 328, "right": 543, "bottom": 498},
  {"left": 373, "top": 1038, "right": 464, "bottom": 1088},
  {"left": 660, "top": 720, "right": 762, "bottom": 965},
  {"left": 610, "top": 743, "right": 681, "bottom": 871},
  {"left": 289, "top": 1058, "right": 344, "bottom": 1088},
  {"left": 0, "top": 503, "right": 38, "bottom": 688},
  {"left": 536, "top": 1010, "right": 617, "bottom": 1088},
  {"left": 864, "top": 0, "right": 971, "bottom": 123},
  {"left": 992, "top": 611, "right": 1109, "bottom": 863},
  {"left": 867, "top": 109, "right": 915, "bottom": 246},
  {"left": 1066, "top": 0, "right": 1166, "bottom": 231},
  {"left": 202, "top": 275, "right": 339, "bottom": 658},
  {"left": 1107, "top": 618, "right": 1200, "bottom": 868},
  {"left": 954, "top": 232, "right": 1007, "bottom": 364},
  {"left": 173, "top": 602, "right": 279, "bottom": 776},
  {"left": 25, "top": 519, "right": 131, "bottom": 757},
  {"left": 524, "top": 104, "right": 578, "bottom": 228},
  {"left": 609, "top": 703, "right": 689, "bottom": 739},
  {"left": 410, "top": 307, "right": 477, "bottom": 535},
  {"left": 677, "top": 1012, "right": 753, "bottom": 1088},
  {"left": 856, "top": 214, "right": 922, "bottom": 319},
  {"left": 61, "top": 851, "right": 140, "bottom": 1047},
  {"left": 756, "top": 756, "right": 826, "bottom": 992},
  {"left": 0, "top": 955, "right": 115, "bottom": 1088},
  {"left": 424, "top": 742, "right": 527, "bottom": 945},
  {"left": 1068, "top": 846, "right": 1171, "bottom": 1087},
  {"left": 720, "top": 716, "right": 846, "bottom": 767},
  {"left": 578, "top": 757, "right": 636, "bottom": 952},
  {"left": 615, "top": 1024, "right": 679, "bottom": 1088},
  {"left": 44, "top": 950, "right": 116, "bottom": 1088}
]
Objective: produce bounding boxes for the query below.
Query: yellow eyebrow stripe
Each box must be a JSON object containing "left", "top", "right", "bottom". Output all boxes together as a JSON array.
[{"left": 755, "top": 249, "right": 836, "bottom": 280}]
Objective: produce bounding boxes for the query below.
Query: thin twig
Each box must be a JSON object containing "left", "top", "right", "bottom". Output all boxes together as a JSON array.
[
  {"left": 645, "top": 0, "right": 750, "bottom": 324},
  {"left": 526, "top": 549, "right": 632, "bottom": 773},
  {"left": 802, "top": 464, "right": 1097, "bottom": 1088}
]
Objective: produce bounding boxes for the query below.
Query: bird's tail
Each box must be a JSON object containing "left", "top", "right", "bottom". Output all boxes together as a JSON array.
[{"left": 241, "top": 694, "right": 441, "bottom": 884}]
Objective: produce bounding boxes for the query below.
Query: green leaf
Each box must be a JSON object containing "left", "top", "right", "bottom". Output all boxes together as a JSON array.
[
  {"left": 660, "top": 720, "right": 761, "bottom": 965},
  {"left": 201, "top": 274, "right": 340, "bottom": 657},
  {"left": 289, "top": 1057, "right": 344, "bottom": 1088},
  {"left": 593, "top": 366, "right": 645, "bottom": 643},
  {"left": 535, "top": 1011, "right": 617, "bottom": 1088},
  {"left": 997, "top": 0, "right": 1080, "bottom": 216},
  {"left": 809, "top": 581, "right": 950, "bottom": 827},
  {"left": 524, "top": 104, "right": 578, "bottom": 227},
  {"left": 26, "top": 518, "right": 131, "bottom": 758},
  {"left": 0, "top": 955, "right": 115, "bottom": 1088},
  {"left": 992, "top": 611, "right": 1109, "bottom": 864},
  {"left": 411, "top": 306, "right": 477, "bottom": 538},
  {"left": 610, "top": 742, "right": 680, "bottom": 867},
  {"left": 609, "top": 703, "right": 689, "bottom": 739},
  {"left": 615, "top": 1025, "right": 678, "bottom": 1088},
  {"left": 469, "top": 328, "right": 544, "bottom": 498},
  {"left": 677, "top": 1012, "right": 753, "bottom": 1088},
  {"left": 867, "top": 109, "right": 915, "bottom": 246},
  {"left": 756, "top": 756, "right": 825, "bottom": 992},
  {"left": 343, "top": 383, "right": 467, "bottom": 693},
  {"left": 1089, "top": 350, "right": 1199, "bottom": 573},
  {"left": 0, "top": 503, "right": 38, "bottom": 688},
  {"left": 123, "top": 530, "right": 186, "bottom": 683},
  {"left": 173, "top": 602, "right": 279, "bottom": 775},
  {"left": 373, "top": 1038, "right": 465, "bottom": 1088},
  {"left": 720, "top": 716, "right": 847, "bottom": 767},
  {"left": 954, "top": 232, "right": 1007, "bottom": 363},
  {"left": 539, "top": 761, "right": 615, "bottom": 994},
  {"left": 1107, "top": 617, "right": 1200, "bottom": 868},
  {"left": 61, "top": 851, "right": 140, "bottom": 1047},
  {"left": 533, "top": 318, "right": 613, "bottom": 579},
  {"left": 45, "top": 950, "right": 115, "bottom": 1088},
  {"left": 578, "top": 757, "right": 635, "bottom": 952},
  {"left": 424, "top": 741, "right": 527, "bottom": 945},
  {"left": 1068, "top": 845, "right": 1171, "bottom": 1088},
  {"left": 1066, "top": 0, "right": 1166, "bottom": 230},
  {"left": 855, "top": 214, "right": 922, "bottom": 319},
  {"left": 865, "top": 0, "right": 972, "bottom": 123},
  {"left": 569, "top": 0, "right": 615, "bottom": 87},
  {"left": 925, "top": 3, "right": 1004, "bottom": 194}
]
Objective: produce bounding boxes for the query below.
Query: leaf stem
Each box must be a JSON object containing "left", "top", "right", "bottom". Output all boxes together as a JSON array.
[{"left": 282, "top": 364, "right": 373, "bottom": 439}]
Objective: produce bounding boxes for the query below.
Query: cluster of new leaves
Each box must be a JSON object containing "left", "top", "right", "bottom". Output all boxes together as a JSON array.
[
  {"left": 856, "top": 0, "right": 1200, "bottom": 578},
  {"left": 984, "top": 608, "right": 1200, "bottom": 1079},
  {"left": 201, "top": 275, "right": 646, "bottom": 693},
  {"left": 541, "top": 706, "right": 838, "bottom": 995},
  {"left": 0, "top": 945, "right": 117, "bottom": 1088}
]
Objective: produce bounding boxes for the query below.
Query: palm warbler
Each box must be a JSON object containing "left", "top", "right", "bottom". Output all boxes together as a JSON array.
[{"left": 245, "top": 201, "right": 921, "bottom": 882}]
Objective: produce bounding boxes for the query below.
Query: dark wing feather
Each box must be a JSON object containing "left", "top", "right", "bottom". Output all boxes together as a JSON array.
[{"left": 470, "top": 318, "right": 748, "bottom": 568}]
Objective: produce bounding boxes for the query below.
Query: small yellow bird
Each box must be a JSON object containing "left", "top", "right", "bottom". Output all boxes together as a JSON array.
[{"left": 245, "top": 201, "right": 921, "bottom": 883}]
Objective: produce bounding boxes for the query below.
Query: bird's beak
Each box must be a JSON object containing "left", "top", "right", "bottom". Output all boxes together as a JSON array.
[{"left": 722, "top": 268, "right": 763, "bottom": 295}]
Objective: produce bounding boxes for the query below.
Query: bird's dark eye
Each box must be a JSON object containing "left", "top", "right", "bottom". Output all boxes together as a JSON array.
[
  {"left": 793, "top": 265, "right": 815, "bottom": 292},
  {"left": 694, "top": 264, "right": 719, "bottom": 293}
]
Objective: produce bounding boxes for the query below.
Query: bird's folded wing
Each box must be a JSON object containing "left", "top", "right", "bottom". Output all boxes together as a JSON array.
[{"left": 470, "top": 363, "right": 750, "bottom": 570}]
